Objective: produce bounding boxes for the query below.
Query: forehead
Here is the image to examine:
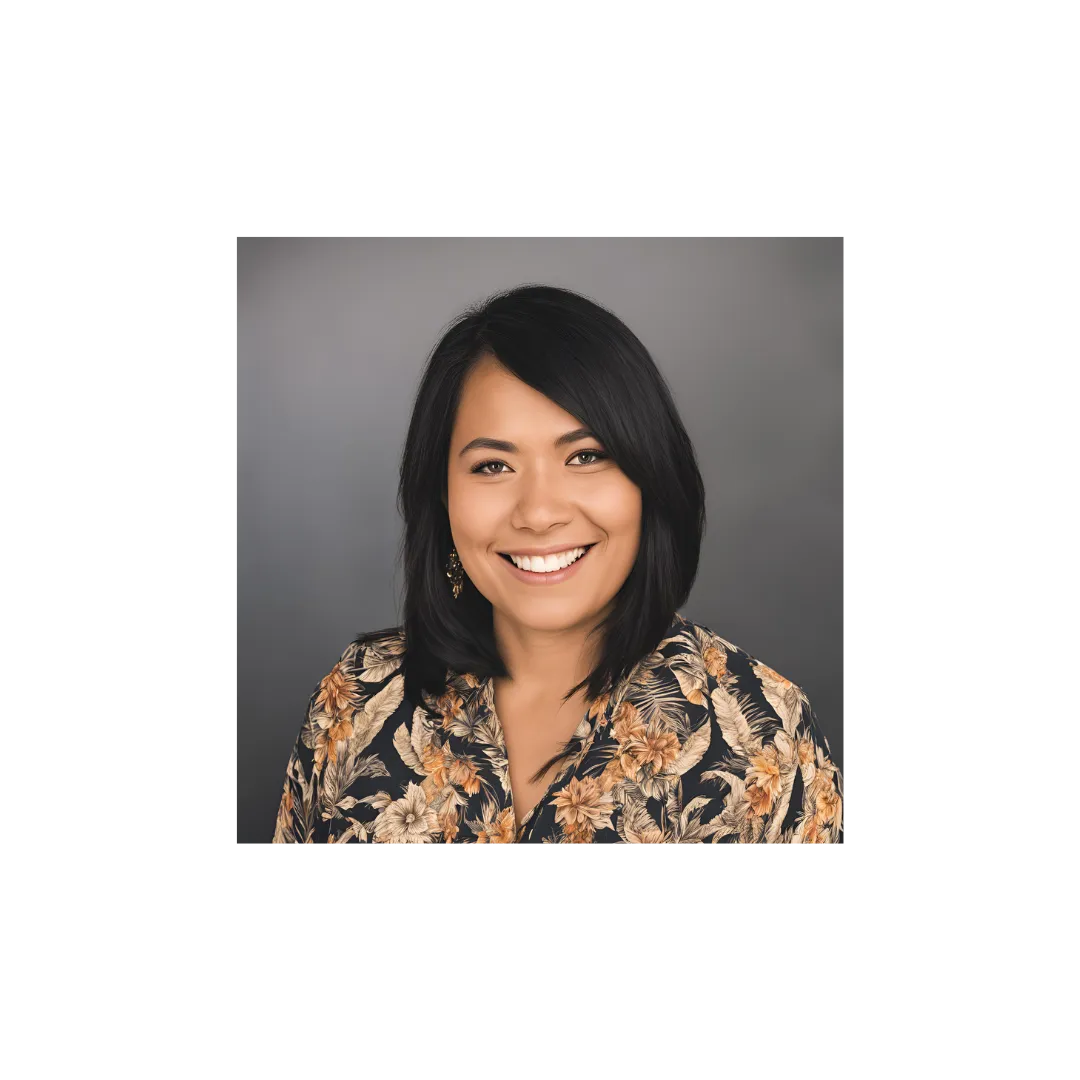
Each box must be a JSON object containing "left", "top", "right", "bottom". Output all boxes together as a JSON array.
[{"left": 451, "top": 354, "right": 578, "bottom": 438}]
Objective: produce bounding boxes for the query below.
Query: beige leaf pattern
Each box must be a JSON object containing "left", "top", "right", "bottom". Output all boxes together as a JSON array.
[
  {"left": 273, "top": 614, "right": 843, "bottom": 843},
  {"left": 393, "top": 722, "right": 424, "bottom": 775}
]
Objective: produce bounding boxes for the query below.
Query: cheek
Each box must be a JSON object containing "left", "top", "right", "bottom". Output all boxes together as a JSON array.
[
  {"left": 447, "top": 481, "right": 503, "bottom": 540},
  {"left": 591, "top": 478, "right": 643, "bottom": 535}
]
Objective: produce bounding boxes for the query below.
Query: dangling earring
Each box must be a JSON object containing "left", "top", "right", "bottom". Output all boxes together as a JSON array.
[{"left": 445, "top": 547, "right": 464, "bottom": 599}]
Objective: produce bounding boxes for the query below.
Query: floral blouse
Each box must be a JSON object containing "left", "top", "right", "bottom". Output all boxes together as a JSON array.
[{"left": 272, "top": 611, "right": 843, "bottom": 843}]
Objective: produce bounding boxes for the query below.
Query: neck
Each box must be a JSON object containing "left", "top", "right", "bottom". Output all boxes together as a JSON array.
[{"left": 491, "top": 605, "right": 610, "bottom": 698}]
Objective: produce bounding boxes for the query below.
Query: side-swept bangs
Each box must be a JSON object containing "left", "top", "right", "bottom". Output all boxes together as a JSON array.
[{"left": 394, "top": 284, "right": 706, "bottom": 728}]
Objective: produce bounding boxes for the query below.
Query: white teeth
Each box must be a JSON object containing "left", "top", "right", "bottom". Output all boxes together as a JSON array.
[{"left": 508, "top": 546, "right": 587, "bottom": 573}]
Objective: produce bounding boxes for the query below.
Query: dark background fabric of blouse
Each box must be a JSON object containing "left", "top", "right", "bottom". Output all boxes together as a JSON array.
[{"left": 273, "top": 612, "right": 843, "bottom": 844}]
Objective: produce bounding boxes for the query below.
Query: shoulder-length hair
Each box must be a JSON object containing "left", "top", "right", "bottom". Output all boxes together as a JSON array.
[{"left": 388, "top": 283, "right": 706, "bottom": 783}]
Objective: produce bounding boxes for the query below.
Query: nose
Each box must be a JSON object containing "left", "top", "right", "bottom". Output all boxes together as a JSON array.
[{"left": 509, "top": 463, "right": 574, "bottom": 532}]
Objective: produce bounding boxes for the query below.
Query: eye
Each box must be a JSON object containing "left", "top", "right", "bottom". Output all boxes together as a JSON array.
[
  {"left": 570, "top": 449, "right": 608, "bottom": 466},
  {"left": 470, "top": 459, "right": 511, "bottom": 476},
  {"left": 470, "top": 449, "right": 609, "bottom": 475}
]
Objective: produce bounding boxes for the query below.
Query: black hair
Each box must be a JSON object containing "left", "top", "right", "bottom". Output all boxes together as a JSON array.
[{"left": 390, "top": 283, "right": 706, "bottom": 785}]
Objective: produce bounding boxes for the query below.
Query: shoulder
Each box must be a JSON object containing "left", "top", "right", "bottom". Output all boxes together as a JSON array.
[
  {"left": 310, "top": 625, "right": 411, "bottom": 762},
  {"left": 273, "top": 626, "right": 415, "bottom": 843},
  {"left": 671, "top": 613, "right": 810, "bottom": 728},
  {"left": 315, "top": 626, "right": 408, "bottom": 699},
  {"left": 335, "top": 625, "right": 407, "bottom": 684},
  {"left": 664, "top": 614, "right": 843, "bottom": 842}
]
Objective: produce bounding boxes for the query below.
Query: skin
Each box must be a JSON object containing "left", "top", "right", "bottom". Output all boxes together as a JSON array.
[{"left": 443, "top": 352, "right": 643, "bottom": 826}]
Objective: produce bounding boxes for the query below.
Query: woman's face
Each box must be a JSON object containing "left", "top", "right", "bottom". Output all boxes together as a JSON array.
[{"left": 446, "top": 353, "right": 642, "bottom": 634}]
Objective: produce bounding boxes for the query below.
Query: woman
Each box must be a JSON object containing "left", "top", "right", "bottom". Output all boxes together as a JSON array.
[{"left": 273, "top": 284, "right": 843, "bottom": 843}]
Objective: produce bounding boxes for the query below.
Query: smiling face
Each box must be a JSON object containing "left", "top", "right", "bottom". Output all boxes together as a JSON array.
[{"left": 445, "top": 353, "right": 642, "bottom": 634}]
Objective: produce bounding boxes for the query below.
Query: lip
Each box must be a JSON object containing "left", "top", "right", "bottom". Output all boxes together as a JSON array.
[
  {"left": 497, "top": 543, "right": 598, "bottom": 557},
  {"left": 497, "top": 544, "right": 596, "bottom": 585}
]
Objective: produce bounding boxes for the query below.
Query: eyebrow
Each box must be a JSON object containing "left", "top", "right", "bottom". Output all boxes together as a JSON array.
[{"left": 457, "top": 427, "right": 598, "bottom": 457}]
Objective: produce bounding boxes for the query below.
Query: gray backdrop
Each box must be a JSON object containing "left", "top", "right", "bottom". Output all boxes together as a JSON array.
[{"left": 238, "top": 238, "right": 842, "bottom": 843}]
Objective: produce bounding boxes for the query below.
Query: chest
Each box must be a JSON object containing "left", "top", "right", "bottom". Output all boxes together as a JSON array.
[
  {"left": 494, "top": 690, "right": 591, "bottom": 831},
  {"left": 508, "top": 771, "right": 552, "bottom": 834}
]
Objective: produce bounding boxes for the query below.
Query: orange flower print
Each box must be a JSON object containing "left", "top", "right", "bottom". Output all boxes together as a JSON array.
[
  {"left": 618, "top": 720, "right": 681, "bottom": 781},
  {"left": 315, "top": 712, "right": 356, "bottom": 773},
  {"left": 806, "top": 763, "right": 838, "bottom": 812},
  {"left": 438, "top": 807, "right": 460, "bottom": 843},
  {"left": 474, "top": 806, "right": 517, "bottom": 844},
  {"left": 311, "top": 710, "right": 356, "bottom": 771},
  {"left": 314, "top": 662, "right": 361, "bottom": 717},
  {"left": 702, "top": 642, "right": 728, "bottom": 680},
  {"left": 273, "top": 616, "right": 843, "bottom": 844},
  {"left": 598, "top": 758, "right": 623, "bottom": 793},
  {"left": 803, "top": 760, "right": 842, "bottom": 839},
  {"left": 552, "top": 776, "right": 615, "bottom": 839},
  {"left": 815, "top": 783, "right": 840, "bottom": 825},
  {"left": 435, "top": 690, "right": 465, "bottom": 732},
  {"left": 421, "top": 742, "right": 451, "bottom": 786},
  {"left": 747, "top": 743, "right": 782, "bottom": 801},
  {"left": 564, "top": 819, "right": 597, "bottom": 843},
  {"left": 447, "top": 755, "right": 482, "bottom": 795},
  {"left": 492, "top": 808, "right": 517, "bottom": 843},
  {"left": 746, "top": 781, "right": 774, "bottom": 817},
  {"left": 611, "top": 700, "right": 646, "bottom": 744}
]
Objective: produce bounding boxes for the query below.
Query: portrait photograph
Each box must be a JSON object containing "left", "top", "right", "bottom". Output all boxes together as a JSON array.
[{"left": 238, "top": 237, "right": 843, "bottom": 844}]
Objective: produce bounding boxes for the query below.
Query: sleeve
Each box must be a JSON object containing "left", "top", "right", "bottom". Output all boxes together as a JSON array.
[
  {"left": 270, "top": 630, "right": 406, "bottom": 851},
  {"left": 786, "top": 691, "right": 844, "bottom": 844},
  {"left": 695, "top": 629, "right": 843, "bottom": 843},
  {"left": 272, "top": 672, "right": 332, "bottom": 844}
]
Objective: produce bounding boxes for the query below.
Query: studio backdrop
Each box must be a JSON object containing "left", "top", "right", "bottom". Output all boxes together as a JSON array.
[{"left": 237, "top": 237, "right": 842, "bottom": 843}]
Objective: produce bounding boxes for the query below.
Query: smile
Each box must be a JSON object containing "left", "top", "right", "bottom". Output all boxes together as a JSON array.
[{"left": 497, "top": 544, "right": 596, "bottom": 585}]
